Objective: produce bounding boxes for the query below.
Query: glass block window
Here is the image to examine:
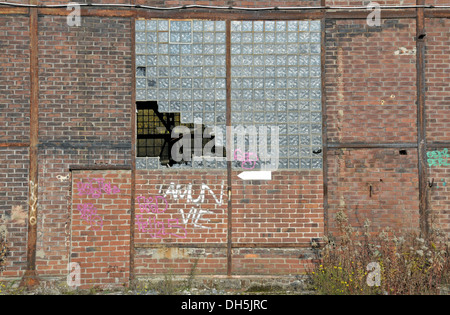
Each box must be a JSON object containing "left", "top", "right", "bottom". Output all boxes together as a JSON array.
[
  {"left": 135, "top": 19, "right": 322, "bottom": 170},
  {"left": 135, "top": 19, "right": 227, "bottom": 128},
  {"left": 230, "top": 20, "right": 322, "bottom": 170}
]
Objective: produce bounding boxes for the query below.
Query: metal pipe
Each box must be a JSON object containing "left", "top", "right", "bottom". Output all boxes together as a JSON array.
[{"left": 1, "top": 2, "right": 449, "bottom": 10}]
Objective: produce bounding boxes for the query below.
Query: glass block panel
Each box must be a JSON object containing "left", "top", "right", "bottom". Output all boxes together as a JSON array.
[{"left": 136, "top": 19, "right": 321, "bottom": 169}]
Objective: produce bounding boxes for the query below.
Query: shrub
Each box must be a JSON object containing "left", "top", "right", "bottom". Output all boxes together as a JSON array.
[{"left": 309, "top": 210, "right": 450, "bottom": 295}]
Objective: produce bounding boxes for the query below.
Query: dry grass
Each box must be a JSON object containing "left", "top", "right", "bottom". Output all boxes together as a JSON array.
[{"left": 309, "top": 210, "right": 450, "bottom": 295}]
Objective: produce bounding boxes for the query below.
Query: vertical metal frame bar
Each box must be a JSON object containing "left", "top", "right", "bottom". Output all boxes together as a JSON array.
[
  {"left": 130, "top": 15, "right": 137, "bottom": 285},
  {"left": 225, "top": 19, "right": 233, "bottom": 277},
  {"left": 416, "top": 0, "right": 429, "bottom": 238},
  {"left": 321, "top": 0, "right": 328, "bottom": 236},
  {"left": 21, "top": 5, "right": 40, "bottom": 288}
]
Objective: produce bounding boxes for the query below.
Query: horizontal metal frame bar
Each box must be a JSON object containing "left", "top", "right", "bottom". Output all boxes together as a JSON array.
[
  {"left": 427, "top": 142, "right": 450, "bottom": 149},
  {"left": 38, "top": 141, "right": 131, "bottom": 150},
  {"left": 69, "top": 165, "right": 132, "bottom": 171},
  {"left": 328, "top": 142, "right": 418, "bottom": 149},
  {"left": 135, "top": 243, "right": 314, "bottom": 249}
]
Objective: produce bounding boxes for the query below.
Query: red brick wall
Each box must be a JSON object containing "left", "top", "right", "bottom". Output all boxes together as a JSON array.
[
  {"left": 0, "top": 1, "right": 449, "bottom": 287},
  {"left": 425, "top": 18, "right": 450, "bottom": 143},
  {"left": 38, "top": 15, "right": 132, "bottom": 145},
  {"left": 0, "top": 148, "right": 29, "bottom": 278},
  {"left": 425, "top": 18, "right": 450, "bottom": 237},
  {"left": 327, "top": 149, "right": 420, "bottom": 235},
  {"left": 428, "top": 160, "right": 450, "bottom": 236},
  {"left": 231, "top": 170, "right": 323, "bottom": 245},
  {"left": 0, "top": 16, "right": 30, "bottom": 144},
  {"left": 0, "top": 15, "right": 30, "bottom": 278},
  {"left": 33, "top": 15, "right": 132, "bottom": 279},
  {"left": 325, "top": 18, "right": 417, "bottom": 144},
  {"left": 71, "top": 170, "right": 131, "bottom": 289},
  {"left": 323, "top": 18, "right": 426, "bottom": 237},
  {"left": 135, "top": 170, "right": 228, "bottom": 275},
  {"left": 134, "top": 169, "right": 323, "bottom": 276},
  {"left": 232, "top": 170, "right": 323, "bottom": 275}
]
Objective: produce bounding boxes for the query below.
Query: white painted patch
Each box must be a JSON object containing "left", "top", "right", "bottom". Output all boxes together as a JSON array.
[{"left": 238, "top": 171, "right": 272, "bottom": 180}]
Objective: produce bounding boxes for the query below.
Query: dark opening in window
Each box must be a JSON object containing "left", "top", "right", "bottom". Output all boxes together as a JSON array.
[{"left": 136, "top": 101, "right": 220, "bottom": 167}]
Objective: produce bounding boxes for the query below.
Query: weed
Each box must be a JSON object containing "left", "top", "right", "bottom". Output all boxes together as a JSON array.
[
  {"left": 186, "top": 258, "right": 199, "bottom": 290},
  {"left": 309, "top": 210, "right": 450, "bottom": 295},
  {"left": 0, "top": 231, "right": 9, "bottom": 272}
]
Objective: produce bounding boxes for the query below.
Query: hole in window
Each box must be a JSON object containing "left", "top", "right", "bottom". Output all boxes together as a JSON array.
[{"left": 136, "top": 101, "right": 222, "bottom": 167}]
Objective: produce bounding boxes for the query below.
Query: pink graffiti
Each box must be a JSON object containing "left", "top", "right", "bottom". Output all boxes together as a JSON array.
[
  {"left": 234, "top": 149, "right": 258, "bottom": 170},
  {"left": 77, "top": 178, "right": 120, "bottom": 198},
  {"left": 136, "top": 195, "right": 186, "bottom": 238},
  {"left": 77, "top": 203, "right": 103, "bottom": 230},
  {"left": 136, "top": 195, "right": 168, "bottom": 213},
  {"left": 136, "top": 215, "right": 186, "bottom": 239}
]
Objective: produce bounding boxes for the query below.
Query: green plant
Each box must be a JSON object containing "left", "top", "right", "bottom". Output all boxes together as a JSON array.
[
  {"left": 309, "top": 210, "right": 449, "bottom": 295},
  {"left": 159, "top": 269, "right": 177, "bottom": 295},
  {"left": 186, "top": 258, "right": 199, "bottom": 290}
]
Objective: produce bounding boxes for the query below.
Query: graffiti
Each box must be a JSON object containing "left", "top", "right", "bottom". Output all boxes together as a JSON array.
[
  {"left": 234, "top": 149, "right": 258, "bottom": 170},
  {"left": 437, "top": 179, "right": 447, "bottom": 188},
  {"left": 158, "top": 181, "right": 224, "bottom": 206},
  {"left": 77, "top": 177, "right": 120, "bottom": 198},
  {"left": 179, "top": 207, "right": 213, "bottom": 229},
  {"left": 157, "top": 181, "right": 224, "bottom": 230},
  {"left": 136, "top": 215, "right": 186, "bottom": 239},
  {"left": 136, "top": 195, "right": 168, "bottom": 214},
  {"left": 136, "top": 195, "right": 187, "bottom": 238},
  {"left": 29, "top": 180, "right": 38, "bottom": 226},
  {"left": 427, "top": 148, "right": 450, "bottom": 167},
  {"left": 137, "top": 183, "right": 224, "bottom": 237},
  {"left": 76, "top": 177, "right": 120, "bottom": 230},
  {"left": 77, "top": 203, "right": 103, "bottom": 230}
]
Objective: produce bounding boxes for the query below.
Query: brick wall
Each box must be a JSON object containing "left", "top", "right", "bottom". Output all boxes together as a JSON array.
[
  {"left": 325, "top": 18, "right": 417, "bottom": 144},
  {"left": 0, "top": 16, "right": 30, "bottom": 144},
  {"left": 135, "top": 170, "right": 228, "bottom": 276},
  {"left": 0, "top": 15, "right": 30, "bottom": 278},
  {"left": 71, "top": 170, "right": 130, "bottom": 289},
  {"left": 327, "top": 149, "right": 420, "bottom": 235},
  {"left": 426, "top": 17, "right": 450, "bottom": 236},
  {"left": 0, "top": 1, "right": 449, "bottom": 288},
  {"left": 33, "top": 15, "right": 132, "bottom": 280},
  {"left": 0, "top": 148, "right": 29, "bottom": 278},
  {"left": 231, "top": 170, "right": 323, "bottom": 245},
  {"left": 426, "top": 18, "right": 450, "bottom": 143}
]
